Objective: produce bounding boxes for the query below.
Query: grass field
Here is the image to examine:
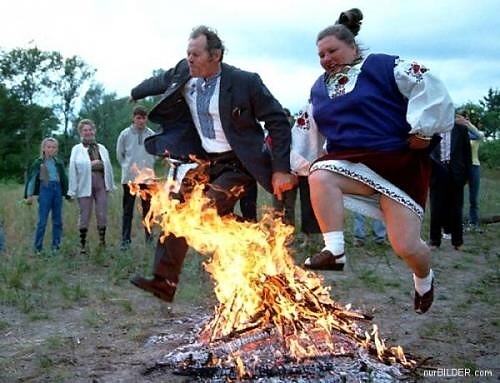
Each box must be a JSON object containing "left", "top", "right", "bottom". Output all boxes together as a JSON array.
[{"left": 0, "top": 168, "right": 499, "bottom": 382}]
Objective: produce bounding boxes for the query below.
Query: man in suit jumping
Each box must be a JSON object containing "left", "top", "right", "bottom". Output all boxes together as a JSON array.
[{"left": 129, "top": 25, "right": 296, "bottom": 302}]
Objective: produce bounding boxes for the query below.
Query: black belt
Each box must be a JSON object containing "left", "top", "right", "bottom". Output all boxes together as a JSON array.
[{"left": 206, "top": 151, "right": 237, "bottom": 163}]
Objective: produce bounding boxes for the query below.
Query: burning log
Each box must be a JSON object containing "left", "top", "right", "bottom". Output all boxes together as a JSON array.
[{"left": 146, "top": 314, "right": 413, "bottom": 381}]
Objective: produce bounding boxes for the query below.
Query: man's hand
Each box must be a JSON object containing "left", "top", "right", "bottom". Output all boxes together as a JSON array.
[{"left": 272, "top": 171, "right": 298, "bottom": 201}]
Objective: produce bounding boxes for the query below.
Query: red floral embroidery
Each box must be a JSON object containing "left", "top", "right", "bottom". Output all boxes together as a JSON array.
[
  {"left": 405, "top": 61, "right": 429, "bottom": 82},
  {"left": 296, "top": 111, "right": 309, "bottom": 130},
  {"left": 338, "top": 75, "right": 349, "bottom": 85}
]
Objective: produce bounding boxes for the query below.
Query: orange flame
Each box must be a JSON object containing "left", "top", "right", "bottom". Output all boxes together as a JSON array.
[{"left": 130, "top": 167, "right": 415, "bottom": 370}]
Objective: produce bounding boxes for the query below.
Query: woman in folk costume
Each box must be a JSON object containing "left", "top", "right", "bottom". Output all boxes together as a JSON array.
[{"left": 299, "top": 8, "right": 454, "bottom": 314}]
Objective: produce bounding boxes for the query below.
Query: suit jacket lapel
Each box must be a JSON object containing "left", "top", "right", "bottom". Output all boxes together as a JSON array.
[{"left": 219, "top": 63, "right": 232, "bottom": 132}]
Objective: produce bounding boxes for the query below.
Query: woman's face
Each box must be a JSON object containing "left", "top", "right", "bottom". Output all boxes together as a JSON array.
[
  {"left": 44, "top": 141, "right": 58, "bottom": 157},
  {"left": 80, "top": 124, "right": 95, "bottom": 140},
  {"left": 317, "top": 35, "right": 358, "bottom": 74}
]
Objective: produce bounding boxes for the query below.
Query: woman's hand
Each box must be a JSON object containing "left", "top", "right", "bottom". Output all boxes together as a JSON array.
[{"left": 408, "top": 134, "right": 432, "bottom": 150}]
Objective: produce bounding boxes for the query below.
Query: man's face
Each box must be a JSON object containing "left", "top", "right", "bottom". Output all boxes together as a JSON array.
[
  {"left": 187, "top": 35, "right": 220, "bottom": 78},
  {"left": 133, "top": 114, "right": 147, "bottom": 130}
]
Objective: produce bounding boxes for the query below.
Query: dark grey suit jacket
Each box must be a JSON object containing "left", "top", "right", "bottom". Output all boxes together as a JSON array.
[
  {"left": 430, "top": 123, "right": 472, "bottom": 185},
  {"left": 131, "top": 59, "right": 291, "bottom": 193}
]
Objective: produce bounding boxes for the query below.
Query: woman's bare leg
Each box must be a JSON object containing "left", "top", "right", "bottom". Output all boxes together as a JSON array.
[
  {"left": 380, "top": 195, "right": 430, "bottom": 277},
  {"left": 309, "top": 170, "right": 374, "bottom": 232}
]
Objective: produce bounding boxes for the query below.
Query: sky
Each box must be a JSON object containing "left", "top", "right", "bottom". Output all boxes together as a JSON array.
[{"left": 1, "top": 0, "right": 499, "bottom": 113}]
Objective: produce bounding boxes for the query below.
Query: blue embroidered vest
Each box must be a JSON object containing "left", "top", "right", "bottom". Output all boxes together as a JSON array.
[{"left": 311, "top": 54, "right": 412, "bottom": 152}]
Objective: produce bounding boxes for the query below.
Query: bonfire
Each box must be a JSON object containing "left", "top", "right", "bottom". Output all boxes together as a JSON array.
[{"left": 131, "top": 162, "right": 417, "bottom": 381}]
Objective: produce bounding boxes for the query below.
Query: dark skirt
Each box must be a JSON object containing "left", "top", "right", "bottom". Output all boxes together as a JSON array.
[{"left": 310, "top": 149, "right": 431, "bottom": 220}]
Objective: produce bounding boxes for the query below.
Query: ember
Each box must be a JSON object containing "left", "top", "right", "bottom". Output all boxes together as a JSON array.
[{"left": 131, "top": 166, "right": 416, "bottom": 380}]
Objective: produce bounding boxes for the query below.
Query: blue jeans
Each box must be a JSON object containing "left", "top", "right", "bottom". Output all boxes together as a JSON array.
[
  {"left": 468, "top": 165, "right": 480, "bottom": 225},
  {"left": 353, "top": 213, "right": 386, "bottom": 242},
  {"left": 34, "top": 181, "right": 63, "bottom": 251}
]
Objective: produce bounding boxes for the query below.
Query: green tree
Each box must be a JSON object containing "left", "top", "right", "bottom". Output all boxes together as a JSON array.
[
  {"left": 0, "top": 44, "right": 61, "bottom": 104},
  {"left": 479, "top": 88, "right": 500, "bottom": 138},
  {"left": 53, "top": 55, "right": 95, "bottom": 148},
  {"left": 0, "top": 45, "right": 62, "bottom": 169},
  {"left": 0, "top": 85, "right": 57, "bottom": 180}
]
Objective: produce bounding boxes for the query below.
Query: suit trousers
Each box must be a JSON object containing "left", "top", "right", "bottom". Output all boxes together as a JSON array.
[
  {"left": 152, "top": 154, "right": 255, "bottom": 284},
  {"left": 429, "top": 162, "right": 465, "bottom": 248}
]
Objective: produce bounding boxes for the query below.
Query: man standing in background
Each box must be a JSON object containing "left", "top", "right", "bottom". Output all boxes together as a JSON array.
[{"left": 116, "top": 106, "right": 156, "bottom": 250}]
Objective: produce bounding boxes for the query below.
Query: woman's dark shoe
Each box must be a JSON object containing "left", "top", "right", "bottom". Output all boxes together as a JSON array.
[
  {"left": 303, "top": 250, "right": 345, "bottom": 271},
  {"left": 130, "top": 275, "right": 176, "bottom": 303},
  {"left": 414, "top": 278, "right": 434, "bottom": 314},
  {"left": 79, "top": 228, "right": 88, "bottom": 255},
  {"left": 98, "top": 226, "right": 106, "bottom": 247}
]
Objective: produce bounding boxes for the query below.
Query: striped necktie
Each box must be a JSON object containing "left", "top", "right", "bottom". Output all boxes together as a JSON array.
[{"left": 196, "top": 74, "right": 219, "bottom": 138}]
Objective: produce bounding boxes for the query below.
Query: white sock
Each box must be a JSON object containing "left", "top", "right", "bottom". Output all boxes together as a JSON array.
[
  {"left": 413, "top": 269, "right": 434, "bottom": 295},
  {"left": 322, "top": 231, "right": 345, "bottom": 262}
]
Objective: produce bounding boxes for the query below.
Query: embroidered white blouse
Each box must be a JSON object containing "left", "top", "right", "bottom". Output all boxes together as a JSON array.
[{"left": 291, "top": 55, "right": 455, "bottom": 174}]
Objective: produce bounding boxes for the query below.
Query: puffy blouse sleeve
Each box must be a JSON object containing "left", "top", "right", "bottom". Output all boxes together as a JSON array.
[
  {"left": 290, "top": 103, "right": 326, "bottom": 176},
  {"left": 394, "top": 58, "right": 454, "bottom": 136}
]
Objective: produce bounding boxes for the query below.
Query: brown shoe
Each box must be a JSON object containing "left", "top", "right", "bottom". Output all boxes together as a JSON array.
[
  {"left": 130, "top": 275, "right": 176, "bottom": 303},
  {"left": 303, "top": 250, "right": 345, "bottom": 271},
  {"left": 414, "top": 278, "right": 434, "bottom": 314}
]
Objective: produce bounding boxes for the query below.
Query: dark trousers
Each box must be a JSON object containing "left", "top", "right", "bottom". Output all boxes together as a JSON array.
[
  {"left": 429, "top": 162, "right": 465, "bottom": 248},
  {"left": 122, "top": 183, "right": 152, "bottom": 243},
  {"left": 298, "top": 176, "right": 320, "bottom": 234},
  {"left": 468, "top": 165, "right": 480, "bottom": 225},
  {"left": 153, "top": 154, "right": 254, "bottom": 284},
  {"left": 239, "top": 180, "right": 258, "bottom": 221},
  {"left": 272, "top": 176, "right": 320, "bottom": 233}
]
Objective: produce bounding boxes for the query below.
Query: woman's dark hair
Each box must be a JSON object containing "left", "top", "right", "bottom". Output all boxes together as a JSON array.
[
  {"left": 190, "top": 25, "right": 225, "bottom": 61},
  {"left": 316, "top": 8, "right": 363, "bottom": 45},
  {"left": 337, "top": 8, "right": 363, "bottom": 36}
]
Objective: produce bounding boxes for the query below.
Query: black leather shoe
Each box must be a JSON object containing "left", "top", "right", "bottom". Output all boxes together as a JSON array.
[
  {"left": 414, "top": 278, "right": 434, "bottom": 314},
  {"left": 303, "top": 250, "right": 345, "bottom": 271},
  {"left": 130, "top": 275, "right": 176, "bottom": 303}
]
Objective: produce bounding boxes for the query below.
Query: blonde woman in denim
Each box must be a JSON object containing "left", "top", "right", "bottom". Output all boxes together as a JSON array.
[{"left": 24, "top": 137, "right": 68, "bottom": 253}]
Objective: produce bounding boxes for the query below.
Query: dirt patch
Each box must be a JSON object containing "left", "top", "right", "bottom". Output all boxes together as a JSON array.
[{"left": 1, "top": 226, "right": 499, "bottom": 382}]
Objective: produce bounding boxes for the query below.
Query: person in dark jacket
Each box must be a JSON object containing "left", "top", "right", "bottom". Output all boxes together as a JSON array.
[
  {"left": 24, "top": 137, "right": 69, "bottom": 253},
  {"left": 429, "top": 118, "right": 472, "bottom": 250},
  {"left": 129, "top": 25, "right": 296, "bottom": 303}
]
